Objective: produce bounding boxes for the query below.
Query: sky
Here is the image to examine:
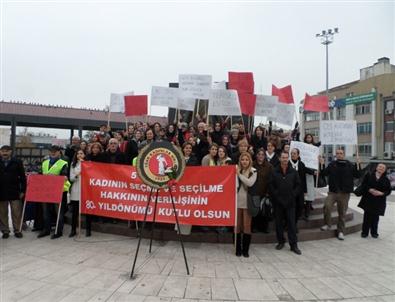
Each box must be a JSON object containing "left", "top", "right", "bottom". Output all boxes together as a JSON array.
[{"left": 1, "top": 0, "right": 394, "bottom": 132}]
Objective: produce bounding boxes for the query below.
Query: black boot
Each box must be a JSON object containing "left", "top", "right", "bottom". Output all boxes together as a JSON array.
[
  {"left": 235, "top": 233, "right": 242, "bottom": 257},
  {"left": 242, "top": 234, "right": 251, "bottom": 258}
]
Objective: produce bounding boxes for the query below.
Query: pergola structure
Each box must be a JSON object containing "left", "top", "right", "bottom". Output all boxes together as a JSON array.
[{"left": 0, "top": 101, "right": 167, "bottom": 151}]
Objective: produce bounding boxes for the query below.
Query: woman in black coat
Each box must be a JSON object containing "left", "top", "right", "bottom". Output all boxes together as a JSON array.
[{"left": 358, "top": 163, "right": 392, "bottom": 238}]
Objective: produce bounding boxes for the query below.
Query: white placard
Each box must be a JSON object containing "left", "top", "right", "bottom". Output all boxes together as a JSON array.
[
  {"left": 255, "top": 95, "right": 278, "bottom": 119},
  {"left": 212, "top": 81, "right": 227, "bottom": 90},
  {"left": 320, "top": 120, "right": 358, "bottom": 145},
  {"left": 275, "top": 103, "right": 295, "bottom": 127},
  {"left": 289, "top": 141, "right": 319, "bottom": 170},
  {"left": 109, "top": 91, "right": 134, "bottom": 113},
  {"left": 177, "top": 98, "right": 196, "bottom": 111},
  {"left": 179, "top": 74, "right": 212, "bottom": 99},
  {"left": 151, "top": 86, "right": 179, "bottom": 108},
  {"left": 208, "top": 89, "right": 241, "bottom": 116}
]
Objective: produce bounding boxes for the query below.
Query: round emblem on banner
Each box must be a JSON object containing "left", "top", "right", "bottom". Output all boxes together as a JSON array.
[{"left": 136, "top": 141, "right": 185, "bottom": 189}]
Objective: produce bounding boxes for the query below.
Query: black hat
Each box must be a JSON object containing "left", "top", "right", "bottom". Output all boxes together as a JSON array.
[
  {"left": 49, "top": 145, "right": 62, "bottom": 151},
  {"left": 0, "top": 145, "right": 12, "bottom": 150}
]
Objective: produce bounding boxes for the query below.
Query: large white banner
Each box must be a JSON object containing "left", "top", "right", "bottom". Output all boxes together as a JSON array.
[
  {"left": 151, "top": 86, "right": 179, "bottom": 108},
  {"left": 255, "top": 95, "right": 278, "bottom": 120},
  {"left": 320, "top": 120, "right": 357, "bottom": 145},
  {"left": 177, "top": 98, "right": 196, "bottom": 111},
  {"left": 212, "top": 81, "right": 227, "bottom": 90},
  {"left": 109, "top": 91, "right": 134, "bottom": 113},
  {"left": 289, "top": 141, "right": 319, "bottom": 170},
  {"left": 208, "top": 89, "right": 241, "bottom": 116},
  {"left": 179, "top": 74, "right": 212, "bottom": 99},
  {"left": 275, "top": 103, "right": 295, "bottom": 127}
]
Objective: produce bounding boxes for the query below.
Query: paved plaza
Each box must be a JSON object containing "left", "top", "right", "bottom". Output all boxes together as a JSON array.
[{"left": 1, "top": 194, "right": 395, "bottom": 302}]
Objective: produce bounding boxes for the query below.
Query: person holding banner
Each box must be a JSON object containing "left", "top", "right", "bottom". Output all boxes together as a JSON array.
[
  {"left": 38, "top": 145, "right": 71, "bottom": 239},
  {"left": 358, "top": 163, "right": 391, "bottom": 238},
  {"left": 319, "top": 149, "right": 361, "bottom": 240},
  {"left": 236, "top": 152, "right": 257, "bottom": 257},
  {"left": 269, "top": 151, "right": 302, "bottom": 255},
  {"left": 201, "top": 144, "right": 219, "bottom": 166},
  {"left": 0, "top": 145, "right": 26, "bottom": 239},
  {"left": 69, "top": 148, "right": 86, "bottom": 237}
]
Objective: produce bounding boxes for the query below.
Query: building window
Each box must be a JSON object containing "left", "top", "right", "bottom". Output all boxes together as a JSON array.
[
  {"left": 385, "top": 121, "right": 394, "bottom": 132},
  {"left": 336, "top": 107, "right": 346, "bottom": 120},
  {"left": 304, "top": 112, "right": 320, "bottom": 121},
  {"left": 355, "top": 103, "right": 371, "bottom": 115},
  {"left": 357, "top": 122, "right": 372, "bottom": 134},
  {"left": 358, "top": 144, "right": 372, "bottom": 156},
  {"left": 385, "top": 142, "right": 394, "bottom": 153},
  {"left": 385, "top": 100, "right": 394, "bottom": 112}
]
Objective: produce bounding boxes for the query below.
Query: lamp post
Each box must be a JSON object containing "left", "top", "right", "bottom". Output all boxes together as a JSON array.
[
  {"left": 316, "top": 28, "right": 339, "bottom": 97},
  {"left": 316, "top": 28, "right": 339, "bottom": 161}
]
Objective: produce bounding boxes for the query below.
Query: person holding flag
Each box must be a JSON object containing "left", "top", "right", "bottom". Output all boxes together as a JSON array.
[{"left": 37, "top": 145, "right": 71, "bottom": 239}]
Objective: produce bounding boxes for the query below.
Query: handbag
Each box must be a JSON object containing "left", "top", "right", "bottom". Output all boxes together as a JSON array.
[
  {"left": 247, "top": 194, "right": 261, "bottom": 217},
  {"left": 354, "top": 173, "right": 369, "bottom": 197}
]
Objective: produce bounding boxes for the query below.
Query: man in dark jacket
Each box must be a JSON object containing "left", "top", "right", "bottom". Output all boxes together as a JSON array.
[
  {"left": 104, "top": 138, "right": 127, "bottom": 164},
  {"left": 269, "top": 151, "right": 302, "bottom": 255},
  {"left": 319, "top": 149, "right": 361, "bottom": 240},
  {"left": 0, "top": 145, "right": 26, "bottom": 238}
]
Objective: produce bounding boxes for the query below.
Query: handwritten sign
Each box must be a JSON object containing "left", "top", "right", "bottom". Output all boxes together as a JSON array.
[
  {"left": 275, "top": 103, "right": 295, "bottom": 127},
  {"left": 290, "top": 141, "right": 319, "bottom": 170},
  {"left": 208, "top": 89, "right": 241, "bottom": 116},
  {"left": 25, "top": 175, "right": 64, "bottom": 203},
  {"left": 255, "top": 95, "right": 278, "bottom": 119},
  {"left": 110, "top": 91, "right": 134, "bottom": 113},
  {"left": 320, "top": 120, "right": 357, "bottom": 145},
  {"left": 177, "top": 98, "right": 196, "bottom": 111},
  {"left": 151, "top": 86, "right": 179, "bottom": 108},
  {"left": 179, "top": 74, "right": 212, "bottom": 99}
]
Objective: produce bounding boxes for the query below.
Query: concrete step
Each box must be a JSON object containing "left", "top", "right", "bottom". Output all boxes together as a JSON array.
[{"left": 84, "top": 208, "right": 362, "bottom": 244}]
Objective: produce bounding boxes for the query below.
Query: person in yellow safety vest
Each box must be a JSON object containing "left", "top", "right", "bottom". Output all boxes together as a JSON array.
[{"left": 37, "top": 145, "right": 71, "bottom": 240}]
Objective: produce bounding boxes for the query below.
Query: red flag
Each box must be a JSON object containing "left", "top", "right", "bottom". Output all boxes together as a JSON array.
[
  {"left": 238, "top": 92, "right": 256, "bottom": 116},
  {"left": 272, "top": 84, "right": 294, "bottom": 104},
  {"left": 124, "top": 95, "right": 148, "bottom": 117},
  {"left": 228, "top": 72, "right": 254, "bottom": 94},
  {"left": 303, "top": 93, "right": 329, "bottom": 112}
]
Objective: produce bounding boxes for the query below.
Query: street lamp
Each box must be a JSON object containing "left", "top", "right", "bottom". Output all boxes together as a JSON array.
[
  {"left": 316, "top": 28, "right": 339, "bottom": 161},
  {"left": 316, "top": 28, "right": 339, "bottom": 96}
]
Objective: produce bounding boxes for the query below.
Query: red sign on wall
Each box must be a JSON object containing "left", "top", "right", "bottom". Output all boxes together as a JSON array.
[
  {"left": 81, "top": 162, "right": 236, "bottom": 226},
  {"left": 25, "top": 175, "right": 64, "bottom": 203}
]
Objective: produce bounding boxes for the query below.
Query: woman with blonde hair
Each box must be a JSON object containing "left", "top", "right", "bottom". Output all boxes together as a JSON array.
[{"left": 235, "top": 152, "right": 257, "bottom": 257}]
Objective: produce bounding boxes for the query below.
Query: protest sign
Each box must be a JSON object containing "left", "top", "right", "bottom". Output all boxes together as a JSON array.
[
  {"left": 110, "top": 91, "right": 134, "bottom": 113},
  {"left": 179, "top": 74, "right": 212, "bottom": 99},
  {"left": 238, "top": 93, "right": 256, "bottom": 116},
  {"left": 208, "top": 89, "right": 241, "bottom": 116},
  {"left": 255, "top": 95, "right": 278, "bottom": 119},
  {"left": 228, "top": 72, "right": 254, "bottom": 94},
  {"left": 289, "top": 141, "right": 319, "bottom": 170},
  {"left": 177, "top": 98, "right": 196, "bottom": 111},
  {"left": 320, "top": 120, "right": 357, "bottom": 145},
  {"left": 304, "top": 93, "right": 329, "bottom": 112},
  {"left": 124, "top": 95, "right": 148, "bottom": 117},
  {"left": 25, "top": 175, "right": 64, "bottom": 203},
  {"left": 81, "top": 162, "right": 236, "bottom": 226},
  {"left": 275, "top": 102, "right": 295, "bottom": 127},
  {"left": 272, "top": 84, "right": 294, "bottom": 104},
  {"left": 151, "top": 86, "right": 179, "bottom": 108},
  {"left": 212, "top": 81, "right": 227, "bottom": 90}
]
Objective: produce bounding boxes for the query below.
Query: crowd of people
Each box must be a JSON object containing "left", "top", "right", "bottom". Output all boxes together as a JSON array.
[{"left": 0, "top": 119, "right": 392, "bottom": 258}]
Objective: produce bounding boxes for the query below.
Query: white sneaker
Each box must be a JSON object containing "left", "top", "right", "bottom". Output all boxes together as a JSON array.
[
  {"left": 320, "top": 225, "right": 331, "bottom": 231},
  {"left": 338, "top": 232, "right": 345, "bottom": 240}
]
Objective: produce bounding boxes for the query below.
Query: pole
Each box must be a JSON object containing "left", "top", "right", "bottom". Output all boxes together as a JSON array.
[
  {"left": 149, "top": 190, "right": 160, "bottom": 253},
  {"left": 130, "top": 189, "right": 154, "bottom": 278},
  {"left": 54, "top": 199, "right": 62, "bottom": 235},
  {"left": 19, "top": 199, "right": 26, "bottom": 233},
  {"left": 78, "top": 200, "right": 81, "bottom": 238},
  {"left": 168, "top": 188, "right": 190, "bottom": 275}
]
